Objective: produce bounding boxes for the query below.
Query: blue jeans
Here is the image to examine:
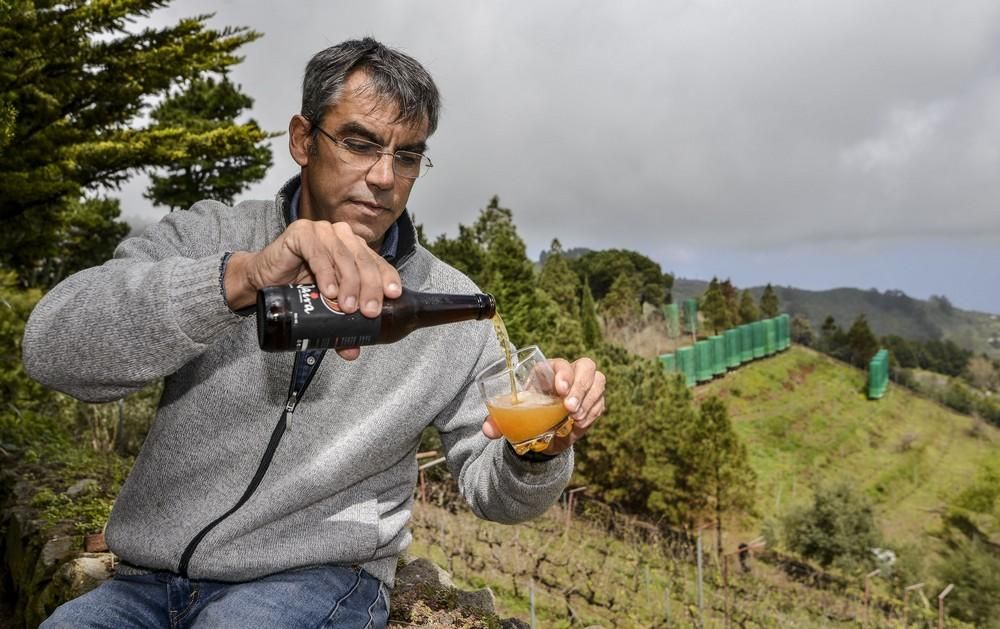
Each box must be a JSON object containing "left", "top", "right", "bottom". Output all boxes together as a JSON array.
[{"left": 41, "top": 564, "right": 389, "bottom": 629}]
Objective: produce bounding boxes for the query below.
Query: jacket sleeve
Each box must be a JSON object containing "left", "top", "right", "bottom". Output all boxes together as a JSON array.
[
  {"left": 22, "top": 201, "right": 245, "bottom": 402},
  {"left": 433, "top": 326, "right": 573, "bottom": 524}
]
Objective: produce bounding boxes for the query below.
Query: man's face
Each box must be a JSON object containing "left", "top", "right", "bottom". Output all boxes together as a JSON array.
[{"left": 291, "top": 70, "right": 430, "bottom": 248}]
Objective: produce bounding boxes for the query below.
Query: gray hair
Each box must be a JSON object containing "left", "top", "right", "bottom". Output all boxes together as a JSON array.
[{"left": 301, "top": 38, "right": 440, "bottom": 136}]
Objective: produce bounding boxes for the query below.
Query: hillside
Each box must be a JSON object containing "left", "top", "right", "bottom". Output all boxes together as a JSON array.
[
  {"left": 671, "top": 279, "right": 1000, "bottom": 359},
  {"left": 405, "top": 345, "right": 997, "bottom": 627},
  {"left": 696, "top": 345, "right": 999, "bottom": 548}
]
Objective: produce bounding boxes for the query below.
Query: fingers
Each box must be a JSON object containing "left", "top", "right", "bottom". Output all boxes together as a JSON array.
[
  {"left": 573, "top": 369, "right": 606, "bottom": 427},
  {"left": 550, "top": 358, "right": 574, "bottom": 397},
  {"left": 335, "top": 347, "right": 361, "bottom": 361},
  {"left": 255, "top": 220, "right": 403, "bottom": 316},
  {"left": 561, "top": 357, "right": 597, "bottom": 416}
]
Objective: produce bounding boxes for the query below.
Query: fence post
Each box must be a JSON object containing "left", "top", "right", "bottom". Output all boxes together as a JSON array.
[
  {"left": 416, "top": 454, "right": 445, "bottom": 503},
  {"left": 903, "top": 582, "right": 924, "bottom": 627},
  {"left": 937, "top": 584, "right": 954, "bottom": 629}
]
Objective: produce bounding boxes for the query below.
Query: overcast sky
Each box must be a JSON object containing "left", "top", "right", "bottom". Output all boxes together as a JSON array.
[{"left": 119, "top": 1, "right": 1000, "bottom": 314}]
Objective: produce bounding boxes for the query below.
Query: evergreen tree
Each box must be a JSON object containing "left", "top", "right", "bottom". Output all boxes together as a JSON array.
[
  {"left": 580, "top": 278, "right": 602, "bottom": 349},
  {"left": 426, "top": 223, "right": 486, "bottom": 287},
  {"left": 0, "top": 101, "right": 13, "bottom": 148},
  {"left": 573, "top": 346, "right": 693, "bottom": 522},
  {"left": 572, "top": 249, "right": 671, "bottom": 307},
  {"left": 26, "top": 197, "right": 131, "bottom": 288},
  {"left": 700, "top": 276, "right": 731, "bottom": 335},
  {"left": 600, "top": 273, "right": 642, "bottom": 332},
  {"left": 424, "top": 196, "right": 584, "bottom": 355},
  {"left": 759, "top": 283, "right": 780, "bottom": 318},
  {"left": 845, "top": 314, "right": 879, "bottom": 368},
  {"left": 720, "top": 279, "right": 740, "bottom": 326},
  {"left": 537, "top": 239, "right": 580, "bottom": 319},
  {"left": 0, "top": 0, "right": 264, "bottom": 285},
  {"left": 738, "top": 289, "right": 759, "bottom": 323},
  {"left": 790, "top": 314, "right": 815, "bottom": 346},
  {"left": 678, "top": 396, "right": 757, "bottom": 554},
  {"left": 144, "top": 76, "right": 275, "bottom": 210}
]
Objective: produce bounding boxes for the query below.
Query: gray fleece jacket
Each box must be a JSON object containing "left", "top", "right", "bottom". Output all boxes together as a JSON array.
[{"left": 22, "top": 176, "right": 573, "bottom": 587}]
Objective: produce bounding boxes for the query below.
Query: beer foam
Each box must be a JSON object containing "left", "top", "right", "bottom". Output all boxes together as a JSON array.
[{"left": 490, "top": 390, "right": 559, "bottom": 409}]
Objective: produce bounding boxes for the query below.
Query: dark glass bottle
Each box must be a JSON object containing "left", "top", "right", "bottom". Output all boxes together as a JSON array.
[{"left": 256, "top": 284, "right": 497, "bottom": 351}]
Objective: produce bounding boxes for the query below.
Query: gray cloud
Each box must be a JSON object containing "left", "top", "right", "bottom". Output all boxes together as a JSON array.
[{"left": 119, "top": 1, "right": 1000, "bottom": 311}]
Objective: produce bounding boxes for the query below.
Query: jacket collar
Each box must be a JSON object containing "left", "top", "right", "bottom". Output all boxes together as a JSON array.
[{"left": 274, "top": 174, "right": 418, "bottom": 268}]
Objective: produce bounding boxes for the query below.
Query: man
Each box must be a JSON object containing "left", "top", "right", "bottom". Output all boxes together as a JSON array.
[{"left": 24, "top": 38, "right": 605, "bottom": 627}]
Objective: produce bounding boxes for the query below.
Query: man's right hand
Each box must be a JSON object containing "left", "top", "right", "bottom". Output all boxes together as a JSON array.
[{"left": 223, "top": 220, "right": 402, "bottom": 359}]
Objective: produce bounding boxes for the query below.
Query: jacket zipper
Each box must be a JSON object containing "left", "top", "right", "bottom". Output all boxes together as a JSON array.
[{"left": 177, "top": 351, "right": 325, "bottom": 577}]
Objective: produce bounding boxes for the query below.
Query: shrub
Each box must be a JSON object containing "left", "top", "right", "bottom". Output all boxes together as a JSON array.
[{"left": 782, "top": 482, "right": 881, "bottom": 573}]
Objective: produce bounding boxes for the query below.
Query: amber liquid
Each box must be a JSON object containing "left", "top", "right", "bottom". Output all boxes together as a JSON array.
[
  {"left": 491, "top": 313, "right": 519, "bottom": 404},
  {"left": 486, "top": 391, "right": 568, "bottom": 443}
]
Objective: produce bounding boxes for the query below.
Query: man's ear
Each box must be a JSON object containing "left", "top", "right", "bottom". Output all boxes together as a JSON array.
[{"left": 289, "top": 114, "right": 312, "bottom": 167}]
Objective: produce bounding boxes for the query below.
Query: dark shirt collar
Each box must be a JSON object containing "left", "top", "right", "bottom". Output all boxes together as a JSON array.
[{"left": 289, "top": 185, "right": 399, "bottom": 262}]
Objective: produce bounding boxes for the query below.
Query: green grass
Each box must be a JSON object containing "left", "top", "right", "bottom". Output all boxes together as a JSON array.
[{"left": 697, "top": 345, "right": 999, "bottom": 546}]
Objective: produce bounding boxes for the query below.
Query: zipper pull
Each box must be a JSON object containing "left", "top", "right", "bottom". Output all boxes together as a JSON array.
[{"left": 285, "top": 391, "right": 298, "bottom": 414}]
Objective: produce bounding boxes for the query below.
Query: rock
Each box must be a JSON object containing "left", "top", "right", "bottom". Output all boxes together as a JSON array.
[
  {"left": 40, "top": 536, "right": 77, "bottom": 569},
  {"left": 391, "top": 555, "right": 515, "bottom": 626},
  {"left": 56, "top": 554, "right": 115, "bottom": 595},
  {"left": 454, "top": 587, "right": 496, "bottom": 613},
  {"left": 65, "top": 479, "right": 98, "bottom": 497},
  {"left": 395, "top": 556, "right": 455, "bottom": 591},
  {"left": 500, "top": 619, "right": 531, "bottom": 629}
]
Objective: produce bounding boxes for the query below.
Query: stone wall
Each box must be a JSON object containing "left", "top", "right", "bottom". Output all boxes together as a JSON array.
[{"left": 0, "top": 475, "right": 114, "bottom": 628}]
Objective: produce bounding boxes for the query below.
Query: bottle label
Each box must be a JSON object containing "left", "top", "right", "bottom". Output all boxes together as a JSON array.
[{"left": 290, "top": 286, "right": 381, "bottom": 349}]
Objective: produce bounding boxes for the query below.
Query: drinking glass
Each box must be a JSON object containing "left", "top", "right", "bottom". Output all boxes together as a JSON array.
[{"left": 476, "top": 345, "right": 574, "bottom": 455}]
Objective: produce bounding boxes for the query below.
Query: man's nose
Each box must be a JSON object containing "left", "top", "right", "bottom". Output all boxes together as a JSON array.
[{"left": 366, "top": 152, "right": 396, "bottom": 189}]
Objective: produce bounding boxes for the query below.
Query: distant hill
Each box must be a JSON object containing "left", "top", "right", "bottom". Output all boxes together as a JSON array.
[{"left": 671, "top": 278, "right": 1000, "bottom": 359}]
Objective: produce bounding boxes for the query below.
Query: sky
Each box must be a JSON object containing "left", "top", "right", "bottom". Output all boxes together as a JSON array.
[{"left": 119, "top": 1, "right": 1000, "bottom": 314}]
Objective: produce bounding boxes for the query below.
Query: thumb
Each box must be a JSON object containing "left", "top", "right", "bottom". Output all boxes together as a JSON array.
[{"left": 481, "top": 415, "right": 503, "bottom": 439}]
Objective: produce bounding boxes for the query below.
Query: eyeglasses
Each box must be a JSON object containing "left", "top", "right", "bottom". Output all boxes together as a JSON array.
[{"left": 312, "top": 126, "right": 433, "bottom": 180}]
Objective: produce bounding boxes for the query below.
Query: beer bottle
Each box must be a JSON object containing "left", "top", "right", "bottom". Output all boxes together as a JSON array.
[{"left": 256, "top": 284, "right": 497, "bottom": 351}]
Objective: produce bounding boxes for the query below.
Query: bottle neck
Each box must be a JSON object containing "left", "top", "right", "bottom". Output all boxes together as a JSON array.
[{"left": 395, "top": 290, "right": 495, "bottom": 326}]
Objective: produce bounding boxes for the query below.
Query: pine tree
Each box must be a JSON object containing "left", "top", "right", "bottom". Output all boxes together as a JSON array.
[
  {"left": 700, "top": 276, "right": 731, "bottom": 335},
  {"left": 426, "top": 224, "right": 486, "bottom": 286},
  {"left": 601, "top": 273, "right": 642, "bottom": 332},
  {"left": 0, "top": 1, "right": 265, "bottom": 285},
  {"left": 572, "top": 347, "right": 694, "bottom": 522},
  {"left": 791, "top": 314, "right": 815, "bottom": 346},
  {"left": 738, "top": 289, "right": 759, "bottom": 323},
  {"left": 846, "top": 314, "right": 879, "bottom": 368},
  {"left": 580, "top": 278, "right": 602, "bottom": 349},
  {"left": 0, "top": 101, "right": 13, "bottom": 148},
  {"left": 571, "top": 249, "right": 671, "bottom": 307},
  {"left": 760, "top": 283, "right": 780, "bottom": 318},
  {"left": 145, "top": 76, "right": 276, "bottom": 210},
  {"left": 678, "top": 396, "right": 757, "bottom": 555},
  {"left": 720, "top": 279, "right": 740, "bottom": 327},
  {"left": 537, "top": 239, "right": 581, "bottom": 319}
]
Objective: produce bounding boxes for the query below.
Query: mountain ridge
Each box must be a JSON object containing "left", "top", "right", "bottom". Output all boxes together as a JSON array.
[{"left": 670, "top": 278, "right": 1000, "bottom": 359}]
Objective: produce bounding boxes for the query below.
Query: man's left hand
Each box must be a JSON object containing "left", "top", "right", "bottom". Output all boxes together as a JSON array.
[{"left": 482, "top": 356, "right": 605, "bottom": 456}]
